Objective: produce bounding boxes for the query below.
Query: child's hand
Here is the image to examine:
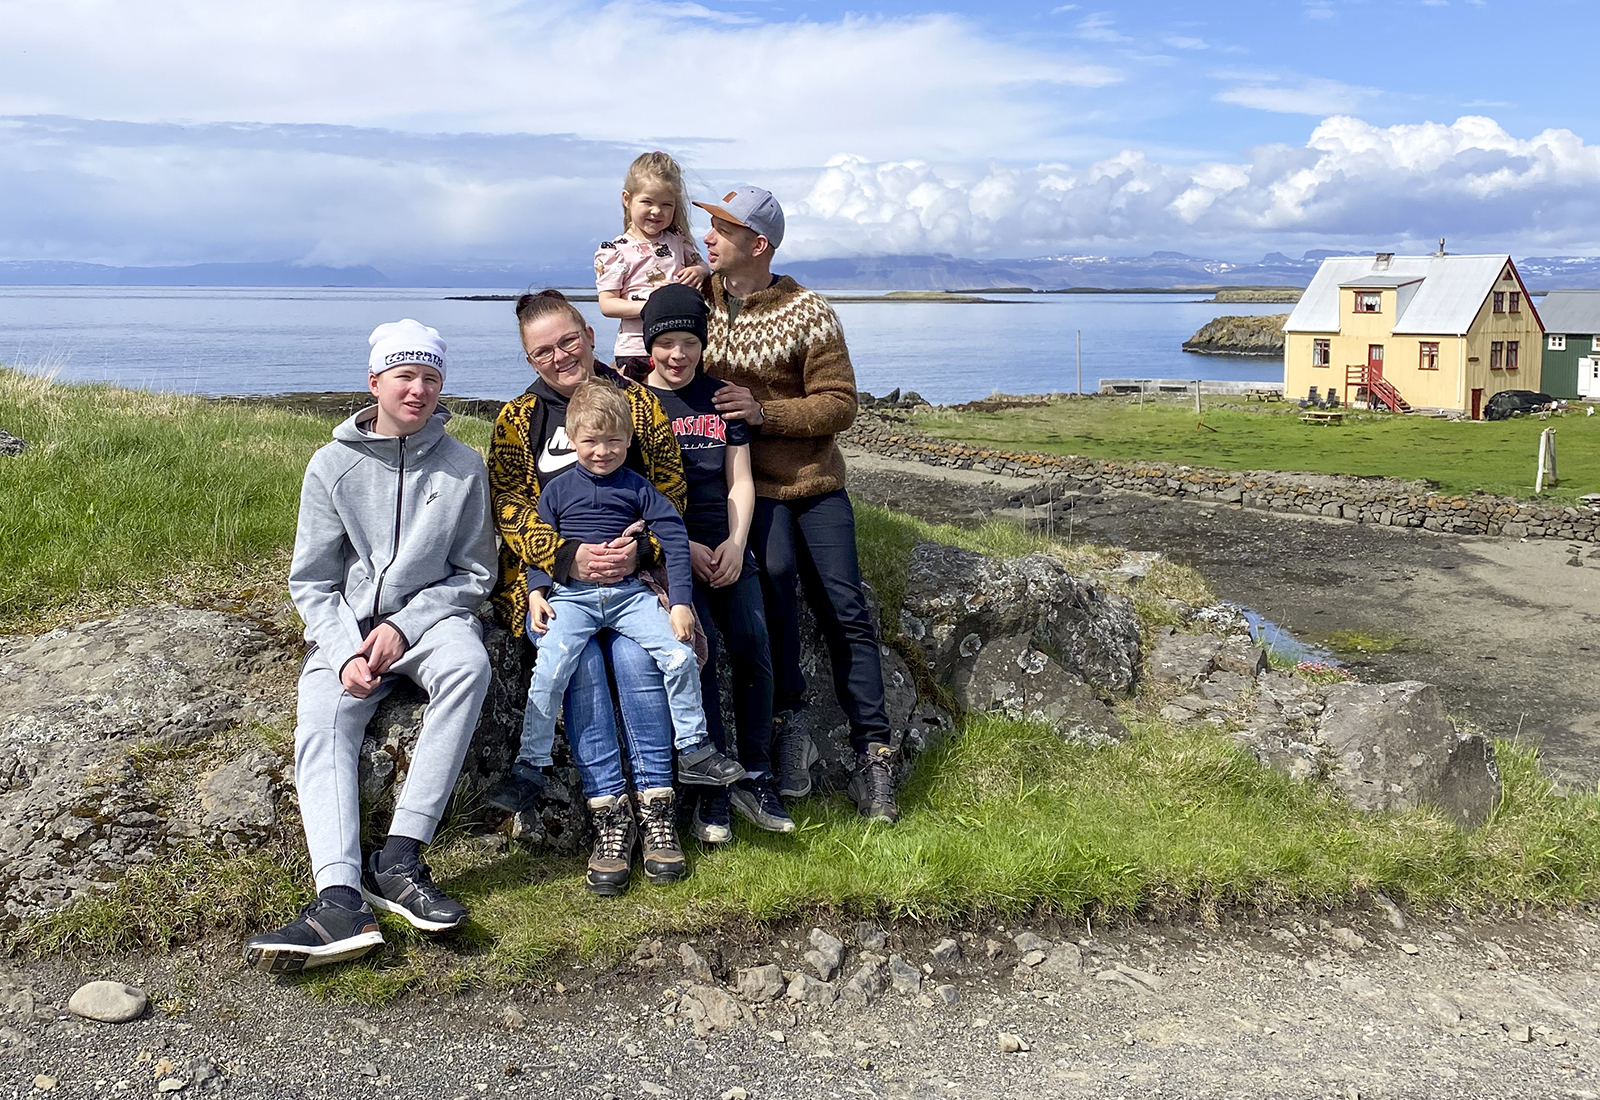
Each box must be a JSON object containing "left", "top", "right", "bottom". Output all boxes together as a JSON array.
[
  {"left": 689, "top": 541, "right": 717, "bottom": 583},
  {"left": 675, "top": 265, "right": 709, "bottom": 289},
  {"left": 708, "top": 538, "right": 745, "bottom": 588},
  {"left": 669, "top": 604, "right": 695, "bottom": 643},
  {"left": 529, "top": 591, "right": 555, "bottom": 634}
]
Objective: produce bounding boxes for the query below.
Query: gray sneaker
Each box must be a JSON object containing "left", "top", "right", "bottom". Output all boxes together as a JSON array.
[{"left": 773, "top": 711, "right": 818, "bottom": 798}]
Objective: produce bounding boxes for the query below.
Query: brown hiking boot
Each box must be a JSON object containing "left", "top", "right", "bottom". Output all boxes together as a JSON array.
[
  {"left": 847, "top": 743, "right": 900, "bottom": 824},
  {"left": 635, "top": 787, "right": 688, "bottom": 885},
  {"left": 585, "top": 794, "right": 637, "bottom": 897}
]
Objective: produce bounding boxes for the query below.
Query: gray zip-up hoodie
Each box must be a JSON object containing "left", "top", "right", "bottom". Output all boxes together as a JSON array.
[{"left": 290, "top": 405, "right": 496, "bottom": 671}]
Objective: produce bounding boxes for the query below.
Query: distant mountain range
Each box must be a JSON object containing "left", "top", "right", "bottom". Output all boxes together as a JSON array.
[{"left": 4, "top": 252, "right": 1600, "bottom": 291}]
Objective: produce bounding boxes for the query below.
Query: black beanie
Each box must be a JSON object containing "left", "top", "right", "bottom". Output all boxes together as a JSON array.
[{"left": 641, "top": 283, "right": 709, "bottom": 354}]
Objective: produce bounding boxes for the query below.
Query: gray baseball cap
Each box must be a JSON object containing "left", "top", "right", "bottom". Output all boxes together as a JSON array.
[{"left": 693, "top": 185, "right": 785, "bottom": 251}]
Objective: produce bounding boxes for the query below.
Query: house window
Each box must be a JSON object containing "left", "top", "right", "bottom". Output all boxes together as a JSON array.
[
  {"left": 1507, "top": 341, "right": 1519, "bottom": 370},
  {"left": 1550, "top": 334, "right": 1567, "bottom": 351},
  {"left": 1354, "top": 292, "right": 1381, "bottom": 313},
  {"left": 1493, "top": 292, "right": 1505, "bottom": 313},
  {"left": 1509, "top": 292, "right": 1521, "bottom": 313},
  {"left": 1419, "top": 342, "right": 1440, "bottom": 370},
  {"left": 1312, "top": 339, "right": 1330, "bottom": 366},
  {"left": 1592, "top": 336, "right": 1600, "bottom": 352},
  {"left": 1490, "top": 341, "right": 1504, "bottom": 369}
]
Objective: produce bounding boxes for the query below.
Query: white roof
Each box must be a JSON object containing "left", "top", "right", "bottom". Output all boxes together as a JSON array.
[{"left": 1285, "top": 254, "right": 1515, "bottom": 336}]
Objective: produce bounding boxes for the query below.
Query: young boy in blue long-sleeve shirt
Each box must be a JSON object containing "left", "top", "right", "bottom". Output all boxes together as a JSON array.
[{"left": 507, "top": 380, "right": 743, "bottom": 882}]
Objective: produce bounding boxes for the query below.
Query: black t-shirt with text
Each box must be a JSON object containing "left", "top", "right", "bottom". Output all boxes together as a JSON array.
[{"left": 646, "top": 371, "right": 749, "bottom": 545}]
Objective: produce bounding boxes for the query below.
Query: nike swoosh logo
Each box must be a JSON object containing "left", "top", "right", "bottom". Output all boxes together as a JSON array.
[{"left": 546, "top": 443, "right": 574, "bottom": 457}]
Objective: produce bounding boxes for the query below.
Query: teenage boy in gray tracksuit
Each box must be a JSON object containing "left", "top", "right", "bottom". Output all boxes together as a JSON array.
[{"left": 245, "top": 319, "right": 497, "bottom": 974}]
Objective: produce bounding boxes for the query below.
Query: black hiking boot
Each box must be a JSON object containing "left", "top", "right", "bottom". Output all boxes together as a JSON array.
[
  {"left": 242, "top": 897, "right": 383, "bottom": 974},
  {"left": 636, "top": 787, "right": 689, "bottom": 884},
  {"left": 585, "top": 794, "right": 637, "bottom": 897},
  {"left": 676, "top": 741, "right": 747, "bottom": 787},
  {"left": 773, "top": 710, "right": 818, "bottom": 798},
  {"left": 485, "top": 763, "right": 545, "bottom": 815},
  {"left": 847, "top": 743, "right": 900, "bottom": 824},
  {"left": 729, "top": 775, "right": 797, "bottom": 834},
  {"left": 361, "top": 852, "right": 467, "bottom": 932}
]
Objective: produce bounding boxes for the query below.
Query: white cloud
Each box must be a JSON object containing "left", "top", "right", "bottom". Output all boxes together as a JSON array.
[
  {"left": 787, "top": 116, "right": 1600, "bottom": 258},
  {"left": 0, "top": 0, "right": 1120, "bottom": 169},
  {"left": 1076, "top": 13, "right": 1131, "bottom": 43},
  {"left": 1163, "top": 35, "right": 1208, "bottom": 49},
  {"left": 1216, "top": 78, "right": 1378, "bottom": 115}
]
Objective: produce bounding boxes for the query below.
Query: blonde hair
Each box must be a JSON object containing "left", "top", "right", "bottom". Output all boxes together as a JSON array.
[
  {"left": 567, "top": 379, "right": 634, "bottom": 440},
  {"left": 622, "top": 151, "right": 692, "bottom": 240}
]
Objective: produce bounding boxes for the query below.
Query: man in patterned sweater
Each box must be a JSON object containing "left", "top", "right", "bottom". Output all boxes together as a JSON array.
[{"left": 693, "top": 186, "right": 899, "bottom": 824}]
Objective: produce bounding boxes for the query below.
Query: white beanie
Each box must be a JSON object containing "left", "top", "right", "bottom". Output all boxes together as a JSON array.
[{"left": 368, "top": 318, "right": 447, "bottom": 378}]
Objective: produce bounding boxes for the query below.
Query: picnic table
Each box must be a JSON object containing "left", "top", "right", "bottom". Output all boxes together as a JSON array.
[
  {"left": 1300, "top": 410, "right": 1346, "bottom": 425},
  {"left": 1243, "top": 388, "right": 1283, "bottom": 402}
]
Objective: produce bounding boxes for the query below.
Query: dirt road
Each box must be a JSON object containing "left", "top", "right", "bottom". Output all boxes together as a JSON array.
[{"left": 845, "top": 448, "right": 1600, "bottom": 787}]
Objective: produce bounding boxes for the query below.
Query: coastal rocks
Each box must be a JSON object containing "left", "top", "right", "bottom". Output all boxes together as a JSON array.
[
  {"left": 1182, "top": 314, "right": 1289, "bottom": 357},
  {"left": 67, "top": 981, "right": 147, "bottom": 1023},
  {"left": 1317, "top": 681, "right": 1500, "bottom": 827},
  {"left": 0, "top": 430, "right": 24, "bottom": 456},
  {"left": 900, "top": 543, "right": 1141, "bottom": 694},
  {"left": 952, "top": 638, "right": 1127, "bottom": 744}
]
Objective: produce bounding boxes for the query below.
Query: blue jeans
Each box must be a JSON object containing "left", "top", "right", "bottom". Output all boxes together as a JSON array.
[
  {"left": 690, "top": 553, "right": 775, "bottom": 778},
  {"left": 518, "top": 579, "right": 706, "bottom": 784}
]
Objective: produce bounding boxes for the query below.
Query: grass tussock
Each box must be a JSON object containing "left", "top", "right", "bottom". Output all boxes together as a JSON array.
[{"left": 907, "top": 397, "right": 1600, "bottom": 502}]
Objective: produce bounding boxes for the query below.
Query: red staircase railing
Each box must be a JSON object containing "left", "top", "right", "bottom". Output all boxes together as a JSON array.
[{"left": 1345, "top": 363, "right": 1411, "bottom": 413}]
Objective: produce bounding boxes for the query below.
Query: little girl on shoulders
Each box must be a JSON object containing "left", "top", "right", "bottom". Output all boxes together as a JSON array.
[{"left": 596, "top": 151, "right": 710, "bottom": 381}]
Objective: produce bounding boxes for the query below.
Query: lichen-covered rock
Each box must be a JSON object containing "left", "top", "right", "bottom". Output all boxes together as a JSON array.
[
  {"left": 200, "top": 747, "right": 283, "bottom": 845},
  {"left": 951, "top": 635, "right": 1127, "bottom": 743},
  {"left": 0, "top": 430, "right": 25, "bottom": 457},
  {"left": 1316, "top": 681, "right": 1499, "bottom": 826},
  {"left": 1147, "top": 632, "right": 1223, "bottom": 687},
  {"left": 901, "top": 543, "right": 1141, "bottom": 694}
]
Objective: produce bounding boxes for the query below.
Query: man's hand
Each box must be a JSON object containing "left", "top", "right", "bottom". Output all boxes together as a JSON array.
[
  {"left": 707, "top": 538, "right": 746, "bottom": 588},
  {"left": 359, "top": 621, "right": 407, "bottom": 675},
  {"left": 669, "top": 604, "right": 695, "bottom": 643},
  {"left": 340, "top": 655, "right": 381, "bottom": 699},
  {"left": 529, "top": 590, "right": 555, "bottom": 634},
  {"left": 689, "top": 541, "right": 717, "bottom": 583},
  {"left": 712, "top": 383, "right": 764, "bottom": 426},
  {"left": 675, "top": 265, "right": 709, "bottom": 289},
  {"left": 574, "top": 537, "right": 639, "bottom": 584}
]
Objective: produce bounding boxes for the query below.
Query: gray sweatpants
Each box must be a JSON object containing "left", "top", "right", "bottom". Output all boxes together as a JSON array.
[{"left": 293, "top": 614, "right": 491, "bottom": 892}]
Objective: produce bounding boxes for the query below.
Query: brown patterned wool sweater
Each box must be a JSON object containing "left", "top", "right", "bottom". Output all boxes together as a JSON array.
[
  {"left": 487, "top": 367, "right": 687, "bottom": 630},
  {"left": 704, "top": 273, "right": 856, "bottom": 500}
]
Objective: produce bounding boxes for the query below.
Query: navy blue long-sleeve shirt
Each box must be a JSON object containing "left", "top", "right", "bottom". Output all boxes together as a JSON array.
[{"left": 535, "top": 463, "right": 693, "bottom": 605}]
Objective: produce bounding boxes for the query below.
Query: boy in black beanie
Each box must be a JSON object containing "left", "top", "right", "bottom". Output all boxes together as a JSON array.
[{"left": 641, "top": 284, "right": 794, "bottom": 840}]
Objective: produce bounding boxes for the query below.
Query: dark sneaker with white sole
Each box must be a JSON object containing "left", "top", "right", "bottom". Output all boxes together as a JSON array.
[
  {"left": 692, "top": 792, "right": 732, "bottom": 844},
  {"left": 243, "top": 898, "right": 383, "bottom": 974},
  {"left": 485, "top": 764, "right": 545, "bottom": 815},
  {"left": 361, "top": 853, "right": 467, "bottom": 932},
  {"left": 729, "top": 776, "right": 797, "bottom": 833},
  {"left": 847, "top": 743, "right": 901, "bottom": 824},
  {"left": 773, "top": 711, "right": 819, "bottom": 798},
  {"left": 676, "top": 741, "right": 747, "bottom": 787}
]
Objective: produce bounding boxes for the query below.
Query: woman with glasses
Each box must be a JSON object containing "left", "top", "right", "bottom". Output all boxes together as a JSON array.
[{"left": 486, "top": 289, "right": 691, "bottom": 896}]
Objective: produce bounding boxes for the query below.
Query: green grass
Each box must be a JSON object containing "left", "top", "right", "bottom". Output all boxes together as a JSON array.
[
  {"left": 0, "top": 368, "right": 493, "bottom": 631},
  {"left": 907, "top": 398, "right": 1600, "bottom": 501}
]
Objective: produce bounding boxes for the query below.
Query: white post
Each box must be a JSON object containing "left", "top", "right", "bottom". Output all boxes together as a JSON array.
[
  {"left": 1537, "top": 428, "right": 1557, "bottom": 493},
  {"left": 1076, "top": 329, "right": 1082, "bottom": 395},
  {"left": 1547, "top": 429, "right": 1558, "bottom": 487},
  {"left": 1195, "top": 379, "right": 1202, "bottom": 416}
]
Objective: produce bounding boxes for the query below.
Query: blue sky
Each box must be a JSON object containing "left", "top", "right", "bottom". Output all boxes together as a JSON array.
[{"left": 2, "top": 0, "right": 1597, "bottom": 268}]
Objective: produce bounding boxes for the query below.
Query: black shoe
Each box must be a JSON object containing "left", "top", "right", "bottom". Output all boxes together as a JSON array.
[
  {"left": 847, "top": 743, "right": 900, "bottom": 824},
  {"left": 485, "top": 764, "right": 545, "bottom": 815},
  {"left": 773, "top": 710, "right": 819, "bottom": 798},
  {"left": 586, "top": 795, "right": 638, "bottom": 897},
  {"left": 692, "top": 792, "right": 733, "bottom": 844},
  {"left": 729, "top": 776, "right": 797, "bottom": 834},
  {"left": 243, "top": 898, "right": 384, "bottom": 974},
  {"left": 361, "top": 853, "right": 467, "bottom": 932},
  {"left": 636, "top": 788, "right": 688, "bottom": 884},
  {"left": 676, "top": 742, "right": 747, "bottom": 787}
]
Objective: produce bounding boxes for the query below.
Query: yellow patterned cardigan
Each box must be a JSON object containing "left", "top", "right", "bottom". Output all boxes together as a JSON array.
[{"left": 487, "top": 369, "right": 688, "bottom": 630}]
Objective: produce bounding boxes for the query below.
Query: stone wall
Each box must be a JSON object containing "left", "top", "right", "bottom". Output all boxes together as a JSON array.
[{"left": 843, "top": 412, "right": 1600, "bottom": 542}]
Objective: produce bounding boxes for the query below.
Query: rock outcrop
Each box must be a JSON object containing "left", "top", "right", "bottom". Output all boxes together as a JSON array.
[{"left": 1182, "top": 314, "right": 1288, "bottom": 357}]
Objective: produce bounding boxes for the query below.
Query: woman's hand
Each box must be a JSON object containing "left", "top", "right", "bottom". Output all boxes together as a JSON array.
[
  {"left": 675, "top": 265, "right": 709, "bottom": 289},
  {"left": 712, "top": 382, "right": 765, "bottom": 426},
  {"left": 689, "top": 541, "right": 717, "bottom": 583},
  {"left": 707, "top": 538, "right": 745, "bottom": 588},
  {"left": 669, "top": 604, "right": 695, "bottom": 643},
  {"left": 528, "top": 590, "right": 555, "bottom": 634},
  {"left": 574, "top": 537, "right": 638, "bottom": 584}
]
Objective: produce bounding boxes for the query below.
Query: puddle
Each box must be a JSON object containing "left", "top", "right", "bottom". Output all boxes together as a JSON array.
[{"left": 1225, "top": 602, "right": 1342, "bottom": 667}]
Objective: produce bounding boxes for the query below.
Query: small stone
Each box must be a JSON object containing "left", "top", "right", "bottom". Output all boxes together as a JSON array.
[
  {"left": 1506, "top": 1024, "right": 1533, "bottom": 1043},
  {"left": 1012, "top": 932, "right": 1051, "bottom": 955},
  {"left": 934, "top": 984, "right": 960, "bottom": 1005},
  {"left": 722, "top": 1089, "right": 748, "bottom": 1100},
  {"left": 678, "top": 944, "right": 714, "bottom": 983},
  {"left": 888, "top": 955, "right": 922, "bottom": 995},
  {"left": 997, "top": 1032, "right": 1030, "bottom": 1053},
  {"left": 734, "top": 965, "right": 785, "bottom": 1003},
  {"left": 930, "top": 938, "right": 960, "bottom": 963},
  {"left": 67, "top": 981, "right": 148, "bottom": 1024},
  {"left": 785, "top": 974, "right": 836, "bottom": 1005},
  {"left": 1114, "top": 963, "right": 1163, "bottom": 991},
  {"left": 32, "top": 1077, "right": 57, "bottom": 1092},
  {"left": 807, "top": 929, "right": 845, "bottom": 980},
  {"left": 984, "top": 939, "right": 1004, "bottom": 960},
  {"left": 641, "top": 1083, "right": 670, "bottom": 1097},
  {"left": 157, "top": 1079, "right": 186, "bottom": 1094},
  {"left": 1330, "top": 927, "right": 1367, "bottom": 951},
  {"left": 358, "top": 1063, "right": 379, "bottom": 1078},
  {"left": 766, "top": 1031, "right": 785, "bottom": 1043},
  {"left": 1547, "top": 1033, "right": 1569, "bottom": 1047},
  {"left": 1400, "top": 942, "right": 1420, "bottom": 955},
  {"left": 1022, "top": 950, "right": 1046, "bottom": 967},
  {"left": 1270, "top": 928, "right": 1300, "bottom": 948},
  {"left": 1040, "top": 944, "right": 1083, "bottom": 978},
  {"left": 855, "top": 923, "right": 888, "bottom": 952},
  {"left": 502, "top": 1006, "right": 527, "bottom": 1031}
]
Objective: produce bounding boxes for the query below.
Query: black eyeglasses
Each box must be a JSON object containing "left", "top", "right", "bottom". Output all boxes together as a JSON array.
[{"left": 524, "top": 332, "right": 586, "bottom": 367}]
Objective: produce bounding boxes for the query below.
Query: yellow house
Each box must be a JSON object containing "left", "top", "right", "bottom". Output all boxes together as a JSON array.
[{"left": 1284, "top": 253, "right": 1544, "bottom": 419}]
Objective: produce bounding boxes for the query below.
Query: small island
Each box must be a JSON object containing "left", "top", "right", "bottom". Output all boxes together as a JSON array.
[{"left": 1182, "top": 313, "right": 1289, "bottom": 357}]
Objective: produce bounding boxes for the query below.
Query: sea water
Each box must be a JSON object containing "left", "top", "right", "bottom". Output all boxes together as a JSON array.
[{"left": 0, "top": 286, "right": 1288, "bottom": 404}]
